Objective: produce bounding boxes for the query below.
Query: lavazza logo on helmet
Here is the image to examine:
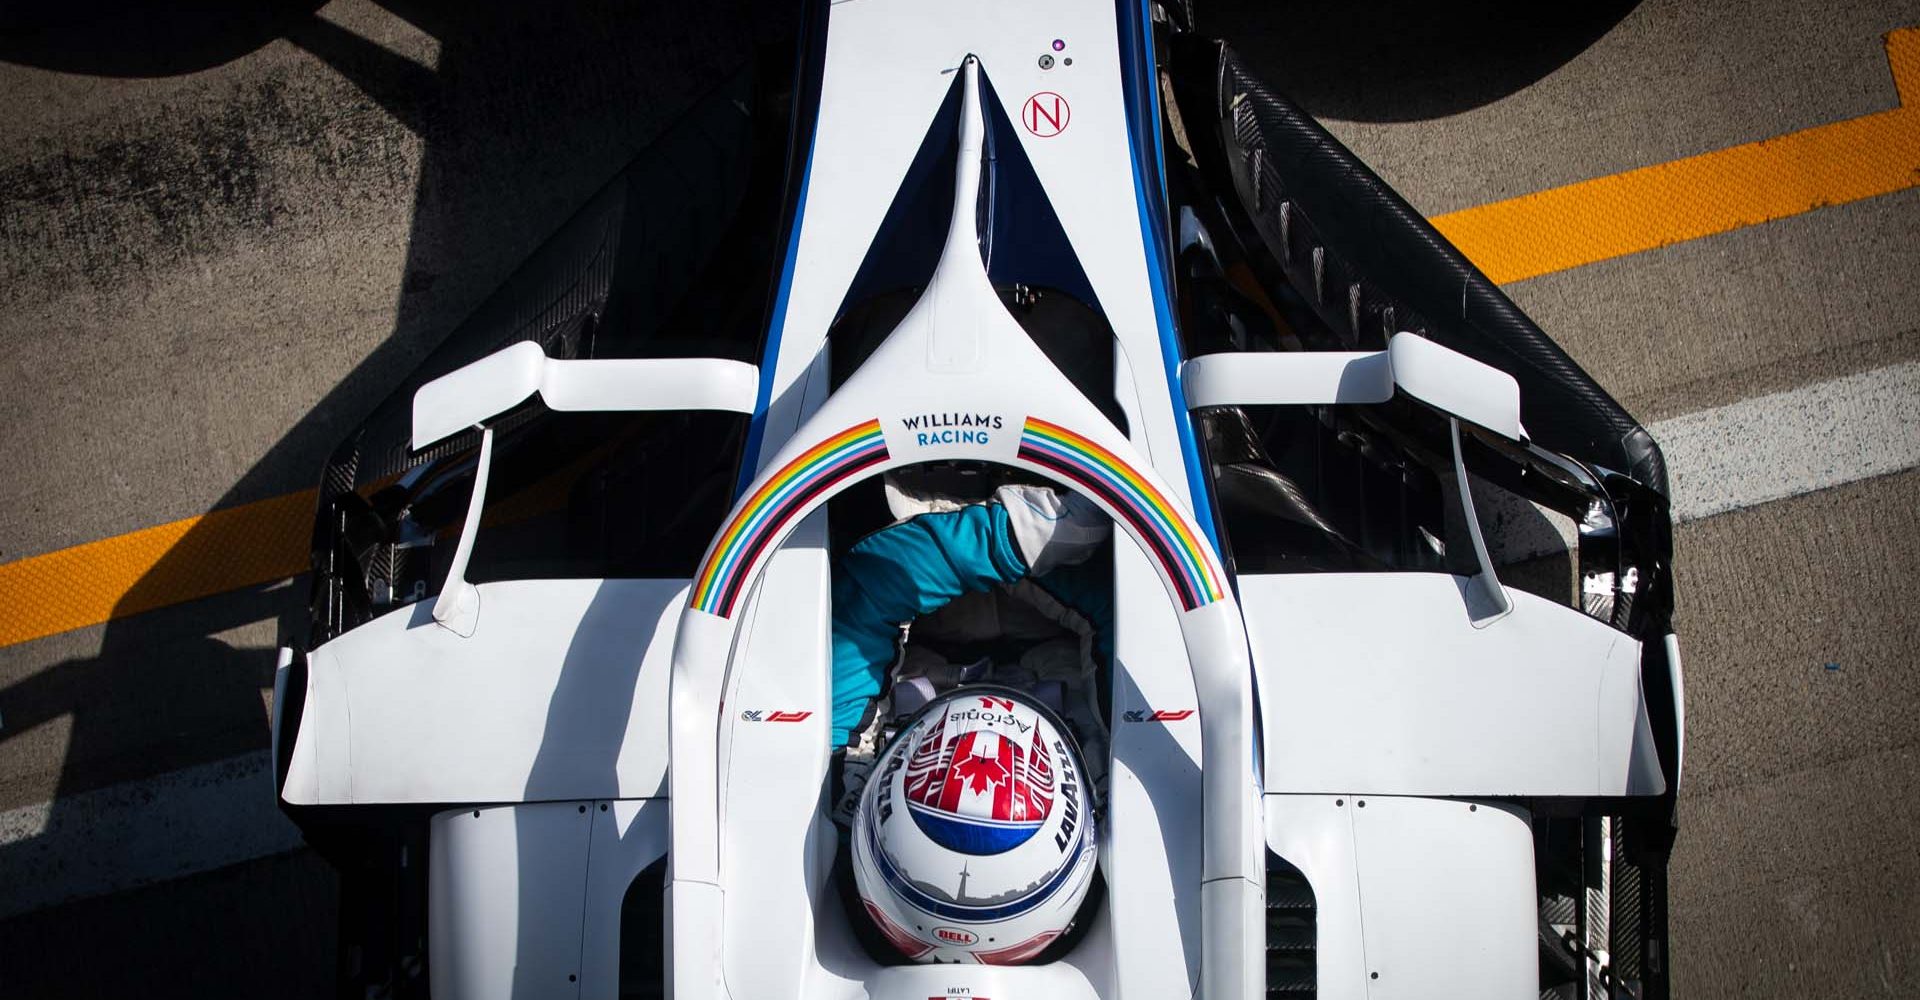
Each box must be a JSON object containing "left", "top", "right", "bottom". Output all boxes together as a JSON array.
[{"left": 853, "top": 689, "right": 1097, "bottom": 965}]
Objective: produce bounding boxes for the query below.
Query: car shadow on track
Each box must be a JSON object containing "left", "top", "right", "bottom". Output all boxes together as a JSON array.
[
  {"left": 0, "top": 2, "right": 788, "bottom": 995},
  {"left": 1201, "top": 0, "right": 1642, "bottom": 122}
]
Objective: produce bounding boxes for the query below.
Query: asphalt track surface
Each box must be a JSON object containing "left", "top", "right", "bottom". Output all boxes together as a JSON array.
[{"left": 2, "top": 1, "right": 1917, "bottom": 996}]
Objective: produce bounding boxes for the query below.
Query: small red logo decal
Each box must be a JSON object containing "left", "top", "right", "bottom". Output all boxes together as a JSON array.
[
  {"left": 1123, "top": 708, "right": 1195, "bottom": 723},
  {"left": 741, "top": 710, "right": 813, "bottom": 722},
  {"left": 1022, "top": 92, "right": 1070, "bottom": 137}
]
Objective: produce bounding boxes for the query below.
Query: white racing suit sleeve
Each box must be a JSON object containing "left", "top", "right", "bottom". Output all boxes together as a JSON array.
[{"left": 994, "top": 483, "right": 1111, "bottom": 576}]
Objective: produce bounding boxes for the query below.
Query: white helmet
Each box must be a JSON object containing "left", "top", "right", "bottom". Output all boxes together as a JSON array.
[{"left": 852, "top": 687, "right": 1097, "bottom": 964}]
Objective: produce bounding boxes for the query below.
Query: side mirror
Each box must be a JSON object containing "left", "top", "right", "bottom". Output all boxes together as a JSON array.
[
  {"left": 1385, "top": 333, "right": 1525, "bottom": 442},
  {"left": 1179, "top": 333, "right": 1525, "bottom": 625},
  {"left": 409, "top": 341, "right": 761, "bottom": 634},
  {"left": 1180, "top": 350, "right": 1392, "bottom": 407},
  {"left": 412, "top": 341, "right": 759, "bottom": 449},
  {"left": 1179, "top": 332, "right": 1526, "bottom": 443}
]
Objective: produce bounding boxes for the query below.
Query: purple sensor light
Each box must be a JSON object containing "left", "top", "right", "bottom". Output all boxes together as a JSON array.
[{"left": 1052, "top": 39, "right": 1066, "bottom": 52}]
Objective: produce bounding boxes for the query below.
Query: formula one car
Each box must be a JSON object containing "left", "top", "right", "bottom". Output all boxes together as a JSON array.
[{"left": 275, "top": 3, "right": 1683, "bottom": 998}]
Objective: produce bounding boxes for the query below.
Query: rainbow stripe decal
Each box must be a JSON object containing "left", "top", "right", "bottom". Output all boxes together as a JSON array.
[
  {"left": 693, "top": 419, "right": 889, "bottom": 618},
  {"left": 1017, "top": 417, "right": 1226, "bottom": 611}
]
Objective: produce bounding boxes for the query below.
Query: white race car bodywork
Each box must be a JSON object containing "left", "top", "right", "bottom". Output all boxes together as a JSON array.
[{"left": 278, "top": 2, "right": 1681, "bottom": 997}]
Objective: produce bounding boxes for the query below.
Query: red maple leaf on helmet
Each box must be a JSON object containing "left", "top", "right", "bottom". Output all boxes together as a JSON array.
[{"left": 953, "top": 752, "right": 1008, "bottom": 796}]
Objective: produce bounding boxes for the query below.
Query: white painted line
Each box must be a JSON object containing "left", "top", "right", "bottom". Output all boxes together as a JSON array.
[
  {"left": 1657, "top": 360, "right": 1920, "bottom": 522},
  {"left": 0, "top": 750, "right": 303, "bottom": 920}
]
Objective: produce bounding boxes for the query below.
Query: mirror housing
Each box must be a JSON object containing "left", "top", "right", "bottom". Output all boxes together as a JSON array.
[
  {"left": 1180, "top": 332, "right": 1526, "bottom": 442},
  {"left": 412, "top": 341, "right": 759, "bottom": 449}
]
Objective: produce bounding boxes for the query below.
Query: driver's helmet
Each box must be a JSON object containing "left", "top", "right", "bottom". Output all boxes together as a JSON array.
[{"left": 851, "top": 687, "right": 1097, "bottom": 964}]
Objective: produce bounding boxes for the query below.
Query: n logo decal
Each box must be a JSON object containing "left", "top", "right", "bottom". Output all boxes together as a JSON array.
[{"left": 1022, "top": 92, "right": 1070, "bottom": 138}]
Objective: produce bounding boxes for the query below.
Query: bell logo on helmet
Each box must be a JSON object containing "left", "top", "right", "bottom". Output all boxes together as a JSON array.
[{"left": 932, "top": 927, "right": 979, "bottom": 945}]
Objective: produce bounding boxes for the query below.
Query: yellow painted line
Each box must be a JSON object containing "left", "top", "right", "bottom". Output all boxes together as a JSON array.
[
  {"left": 3, "top": 29, "right": 1917, "bottom": 650},
  {"left": 0, "top": 490, "right": 315, "bottom": 648},
  {"left": 1434, "top": 27, "right": 1920, "bottom": 285}
]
